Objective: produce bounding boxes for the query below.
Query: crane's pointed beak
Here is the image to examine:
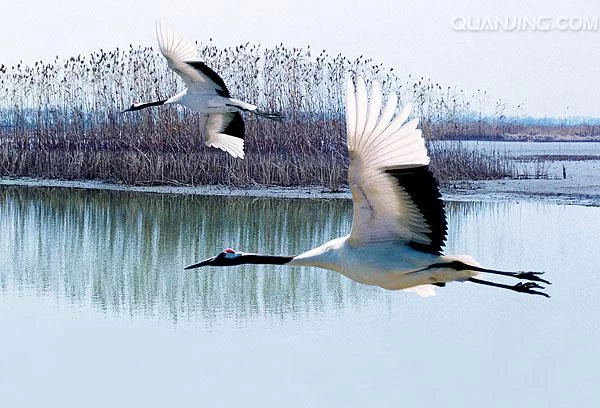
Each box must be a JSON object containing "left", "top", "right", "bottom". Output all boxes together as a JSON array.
[
  {"left": 121, "top": 102, "right": 145, "bottom": 113},
  {"left": 121, "top": 105, "right": 138, "bottom": 113},
  {"left": 184, "top": 256, "right": 216, "bottom": 270}
]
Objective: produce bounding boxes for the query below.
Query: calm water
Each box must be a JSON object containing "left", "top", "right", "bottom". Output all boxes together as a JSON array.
[
  {"left": 1, "top": 186, "right": 599, "bottom": 407},
  {"left": 435, "top": 140, "right": 600, "bottom": 180},
  {"left": 435, "top": 140, "right": 600, "bottom": 157}
]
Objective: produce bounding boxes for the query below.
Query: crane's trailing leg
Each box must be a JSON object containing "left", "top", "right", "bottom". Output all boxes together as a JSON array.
[
  {"left": 468, "top": 278, "right": 550, "bottom": 298},
  {"left": 227, "top": 103, "right": 284, "bottom": 122},
  {"left": 252, "top": 110, "right": 284, "bottom": 121},
  {"left": 513, "top": 271, "right": 551, "bottom": 284},
  {"left": 427, "top": 261, "right": 551, "bottom": 285},
  {"left": 422, "top": 260, "right": 551, "bottom": 296}
]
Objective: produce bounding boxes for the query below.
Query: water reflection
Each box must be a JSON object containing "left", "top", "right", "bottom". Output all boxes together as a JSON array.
[
  {"left": 2, "top": 186, "right": 598, "bottom": 408},
  {"left": 1, "top": 186, "right": 389, "bottom": 322},
  {"left": 0, "top": 186, "right": 580, "bottom": 323}
]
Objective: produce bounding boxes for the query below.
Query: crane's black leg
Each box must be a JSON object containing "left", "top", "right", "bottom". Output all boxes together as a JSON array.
[
  {"left": 227, "top": 104, "right": 284, "bottom": 122},
  {"left": 426, "top": 262, "right": 551, "bottom": 285},
  {"left": 512, "top": 271, "right": 551, "bottom": 285},
  {"left": 468, "top": 277, "right": 550, "bottom": 298},
  {"left": 254, "top": 110, "right": 284, "bottom": 121},
  {"left": 473, "top": 267, "right": 550, "bottom": 285}
]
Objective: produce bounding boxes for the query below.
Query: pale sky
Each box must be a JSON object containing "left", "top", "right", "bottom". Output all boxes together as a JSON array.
[{"left": 2, "top": 0, "right": 600, "bottom": 118}]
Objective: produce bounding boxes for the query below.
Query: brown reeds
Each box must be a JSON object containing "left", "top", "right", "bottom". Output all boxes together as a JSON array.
[{"left": 0, "top": 42, "right": 560, "bottom": 187}]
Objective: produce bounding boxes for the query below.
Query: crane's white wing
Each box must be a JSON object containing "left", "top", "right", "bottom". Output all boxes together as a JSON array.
[
  {"left": 345, "top": 77, "right": 447, "bottom": 254},
  {"left": 155, "top": 20, "right": 229, "bottom": 96},
  {"left": 202, "top": 112, "right": 245, "bottom": 159}
]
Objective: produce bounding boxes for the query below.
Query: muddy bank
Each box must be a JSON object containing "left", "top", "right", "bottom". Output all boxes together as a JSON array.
[
  {"left": 443, "top": 179, "right": 600, "bottom": 206},
  {"left": 0, "top": 178, "right": 350, "bottom": 199},
  {"left": 444, "top": 159, "right": 600, "bottom": 206},
  {"left": 2, "top": 176, "right": 600, "bottom": 206}
]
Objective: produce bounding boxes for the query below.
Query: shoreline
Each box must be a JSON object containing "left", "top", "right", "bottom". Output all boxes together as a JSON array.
[
  {"left": 0, "top": 178, "right": 351, "bottom": 199},
  {"left": 2, "top": 177, "right": 600, "bottom": 206}
]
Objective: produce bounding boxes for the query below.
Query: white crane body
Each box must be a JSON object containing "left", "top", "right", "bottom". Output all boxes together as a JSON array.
[{"left": 290, "top": 237, "right": 475, "bottom": 291}]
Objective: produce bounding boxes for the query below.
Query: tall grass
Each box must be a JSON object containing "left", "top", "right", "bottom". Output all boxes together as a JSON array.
[
  {"left": 427, "top": 142, "right": 514, "bottom": 181},
  {"left": 0, "top": 42, "right": 551, "bottom": 187}
]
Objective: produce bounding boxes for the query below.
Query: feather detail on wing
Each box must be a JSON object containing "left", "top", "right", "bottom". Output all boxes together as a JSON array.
[
  {"left": 345, "top": 77, "right": 447, "bottom": 254},
  {"left": 155, "top": 20, "right": 228, "bottom": 95},
  {"left": 203, "top": 112, "right": 245, "bottom": 159}
]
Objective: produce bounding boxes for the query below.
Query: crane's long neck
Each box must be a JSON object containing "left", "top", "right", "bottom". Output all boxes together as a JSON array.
[
  {"left": 185, "top": 253, "right": 294, "bottom": 269},
  {"left": 232, "top": 254, "right": 294, "bottom": 265},
  {"left": 129, "top": 100, "right": 166, "bottom": 111},
  {"left": 185, "top": 240, "right": 344, "bottom": 270}
]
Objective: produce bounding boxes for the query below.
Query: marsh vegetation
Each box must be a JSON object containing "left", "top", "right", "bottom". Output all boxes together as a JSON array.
[{"left": 1, "top": 42, "right": 583, "bottom": 187}]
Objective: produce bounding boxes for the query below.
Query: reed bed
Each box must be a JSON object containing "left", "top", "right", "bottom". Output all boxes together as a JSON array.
[
  {"left": 427, "top": 142, "right": 514, "bottom": 181},
  {"left": 0, "top": 42, "right": 552, "bottom": 187}
]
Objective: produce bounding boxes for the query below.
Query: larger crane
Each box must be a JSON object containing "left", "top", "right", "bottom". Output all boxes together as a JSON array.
[{"left": 186, "top": 77, "right": 550, "bottom": 297}]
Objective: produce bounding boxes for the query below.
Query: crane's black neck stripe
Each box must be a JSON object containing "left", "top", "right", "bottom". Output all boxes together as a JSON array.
[
  {"left": 230, "top": 254, "right": 293, "bottom": 265},
  {"left": 186, "top": 61, "right": 230, "bottom": 97},
  {"left": 385, "top": 165, "right": 447, "bottom": 255},
  {"left": 185, "top": 254, "right": 294, "bottom": 269}
]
